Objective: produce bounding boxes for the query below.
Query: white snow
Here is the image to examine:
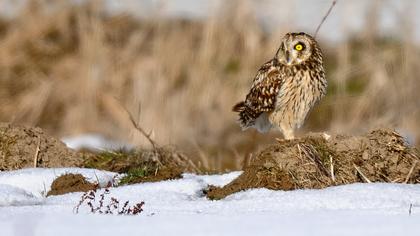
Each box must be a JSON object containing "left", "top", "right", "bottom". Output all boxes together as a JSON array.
[
  {"left": 0, "top": 184, "right": 43, "bottom": 206},
  {"left": 0, "top": 168, "right": 420, "bottom": 235},
  {"left": 0, "top": 168, "right": 117, "bottom": 198}
]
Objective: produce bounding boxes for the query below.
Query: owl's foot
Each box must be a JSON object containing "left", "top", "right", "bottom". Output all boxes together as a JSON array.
[
  {"left": 279, "top": 126, "right": 295, "bottom": 140},
  {"left": 276, "top": 137, "right": 295, "bottom": 144},
  {"left": 276, "top": 137, "right": 287, "bottom": 144},
  {"left": 282, "top": 132, "right": 295, "bottom": 140},
  {"left": 322, "top": 132, "right": 331, "bottom": 140}
]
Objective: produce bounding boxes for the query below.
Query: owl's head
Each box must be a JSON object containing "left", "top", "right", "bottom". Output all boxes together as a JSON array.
[{"left": 275, "top": 32, "right": 320, "bottom": 66}]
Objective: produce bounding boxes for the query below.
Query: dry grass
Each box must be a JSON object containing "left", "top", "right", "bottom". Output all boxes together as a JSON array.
[
  {"left": 206, "top": 129, "right": 420, "bottom": 200},
  {"left": 74, "top": 187, "right": 145, "bottom": 215},
  {"left": 0, "top": 0, "right": 419, "bottom": 172}
]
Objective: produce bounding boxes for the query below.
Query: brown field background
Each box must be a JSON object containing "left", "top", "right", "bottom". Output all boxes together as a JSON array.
[{"left": 0, "top": 0, "right": 419, "bottom": 172}]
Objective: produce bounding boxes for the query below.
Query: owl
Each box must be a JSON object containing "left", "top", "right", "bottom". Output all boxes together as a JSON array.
[{"left": 233, "top": 32, "right": 326, "bottom": 140}]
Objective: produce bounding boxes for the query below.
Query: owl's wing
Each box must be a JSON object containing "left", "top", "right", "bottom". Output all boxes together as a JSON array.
[
  {"left": 247, "top": 60, "right": 282, "bottom": 111},
  {"left": 233, "top": 59, "right": 282, "bottom": 128}
]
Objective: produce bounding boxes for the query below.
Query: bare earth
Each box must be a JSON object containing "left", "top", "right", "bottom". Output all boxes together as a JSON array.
[
  {"left": 206, "top": 129, "right": 420, "bottom": 199},
  {"left": 0, "top": 123, "right": 85, "bottom": 170},
  {"left": 47, "top": 173, "right": 97, "bottom": 196},
  {"left": 0, "top": 123, "right": 197, "bottom": 188}
]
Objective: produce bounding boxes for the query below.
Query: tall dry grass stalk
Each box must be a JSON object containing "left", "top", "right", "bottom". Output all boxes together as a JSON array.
[{"left": 0, "top": 0, "right": 418, "bottom": 171}]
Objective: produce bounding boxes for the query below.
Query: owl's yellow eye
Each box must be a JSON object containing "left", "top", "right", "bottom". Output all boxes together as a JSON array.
[{"left": 294, "top": 43, "right": 304, "bottom": 51}]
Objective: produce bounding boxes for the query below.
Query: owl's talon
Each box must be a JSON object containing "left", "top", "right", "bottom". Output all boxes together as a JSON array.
[
  {"left": 276, "top": 138, "right": 287, "bottom": 144},
  {"left": 322, "top": 132, "right": 331, "bottom": 140}
]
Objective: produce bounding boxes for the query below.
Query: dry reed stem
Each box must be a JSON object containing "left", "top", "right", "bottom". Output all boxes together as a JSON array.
[
  {"left": 404, "top": 160, "right": 418, "bottom": 184},
  {"left": 299, "top": 144, "right": 329, "bottom": 176},
  {"left": 314, "top": 0, "right": 338, "bottom": 38},
  {"left": 33, "top": 136, "right": 41, "bottom": 168},
  {"left": 119, "top": 100, "right": 158, "bottom": 150},
  {"left": 353, "top": 164, "right": 372, "bottom": 183},
  {"left": 329, "top": 155, "right": 335, "bottom": 182},
  {"left": 296, "top": 144, "right": 303, "bottom": 161}
]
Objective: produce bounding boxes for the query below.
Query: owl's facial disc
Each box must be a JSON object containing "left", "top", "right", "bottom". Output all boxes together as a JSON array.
[{"left": 277, "top": 33, "right": 313, "bottom": 66}]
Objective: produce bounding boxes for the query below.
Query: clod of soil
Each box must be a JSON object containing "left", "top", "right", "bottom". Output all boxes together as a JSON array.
[
  {"left": 47, "top": 173, "right": 97, "bottom": 196},
  {"left": 0, "top": 123, "right": 85, "bottom": 171},
  {"left": 206, "top": 129, "right": 420, "bottom": 200}
]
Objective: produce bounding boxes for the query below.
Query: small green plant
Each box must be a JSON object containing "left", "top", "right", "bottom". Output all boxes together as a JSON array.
[{"left": 119, "top": 167, "right": 150, "bottom": 185}]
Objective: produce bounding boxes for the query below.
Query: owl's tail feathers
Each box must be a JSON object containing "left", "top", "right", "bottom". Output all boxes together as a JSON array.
[
  {"left": 232, "top": 101, "right": 246, "bottom": 112},
  {"left": 232, "top": 102, "right": 257, "bottom": 129}
]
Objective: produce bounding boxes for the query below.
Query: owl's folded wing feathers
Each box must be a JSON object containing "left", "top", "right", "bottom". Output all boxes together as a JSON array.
[{"left": 232, "top": 59, "right": 282, "bottom": 128}]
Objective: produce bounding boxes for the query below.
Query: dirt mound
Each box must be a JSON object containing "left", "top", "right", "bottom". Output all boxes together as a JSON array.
[
  {"left": 0, "top": 123, "right": 85, "bottom": 171},
  {"left": 0, "top": 123, "right": 198, "bottom": 184},
  {"left": 206, "top": 129, "right": 420, "bottom": 200},
  {"left": 47, "top": 174, "right": 97, "bottom": 196},
  {"left": 85, "top": 147, "right": 199, "bottom": 185}
]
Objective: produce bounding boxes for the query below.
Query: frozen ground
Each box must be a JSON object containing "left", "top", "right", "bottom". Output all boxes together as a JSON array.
[{"left": 1, "top": 168, "right": 420, "bottom": 236}]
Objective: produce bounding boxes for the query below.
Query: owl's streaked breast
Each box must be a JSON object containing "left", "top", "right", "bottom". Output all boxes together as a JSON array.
[{"left": 270, "top": 66, "right": 327, "bottom": 129}]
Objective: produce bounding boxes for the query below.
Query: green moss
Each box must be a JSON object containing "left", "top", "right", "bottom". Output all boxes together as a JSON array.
[
  {"left": 83, "top": 148, "right": 185, "bottom": 185},
  {"left": 119, "top": 167, "right": 150, "bottom": 185},
  {"left": 83, "top": 150, "right": 137, "bottom": 172},
  {"left": 84, "top": 150, "right": 161, "bottom": 185}
]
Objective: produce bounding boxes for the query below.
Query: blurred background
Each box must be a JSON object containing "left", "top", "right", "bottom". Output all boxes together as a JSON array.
[{"left": 0, "top": 0, "right": 419, "bottom": 172}]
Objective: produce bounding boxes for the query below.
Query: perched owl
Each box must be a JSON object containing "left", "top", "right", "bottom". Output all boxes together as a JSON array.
[{"left": 233, "top": 32, "right": 326, "bottom": 140}]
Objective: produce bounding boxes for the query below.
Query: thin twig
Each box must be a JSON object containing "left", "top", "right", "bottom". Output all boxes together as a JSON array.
[
  {"left": 176, "top": 152, "right": 200, "bottom": 173},
  {"left": 299, "top": 144, "right": 329, "bottom": 176},
  {"left": 405, "top": 160, "right": 418, "bottom": 184},
  {"left": 392, "top": 177, "right": 402, "bottom": 183},
  {"left": 379, "top": 173, "right": 393, "bottom": 183},
  {"left": 33, "top": 136, "right": 41, "bottom": 168},
  {"left": 126, "top": 108, "right": 157, "bottom": 149},
  {"left": 329, "top": 155, "right": 335, "bottom": 182},
  {"left": 116, "top": 98, "right": 158, "bottom": 150},
  {"left": 409, "top": 151, "right": 419, "bottom": 160},
  {"left": 314, "top": 0, "right": 338, "bottom": 38},
  {"left": 296, "top": 144, "right": 303, "bottom": 161},
  {"left": 94, "top": 171, "right": 100, "bottom": 186},
  {"left": 409, "top": 203, "right": 413, "bottom": 216},
  {"left": 353, "top": 164, "right": 371, "bottom": 183}
]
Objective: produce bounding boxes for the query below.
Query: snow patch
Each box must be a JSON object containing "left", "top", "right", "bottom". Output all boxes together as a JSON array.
[
  {"left": 1, "top": 168, "right": 420, "bottom": 235},
  {"left": 0, "top": 168, "right": 118, "bottom": 198},
  {"left": 61, "top": 134, "right": 133, "bottom": 151},
  {"left": 0, "top": 184, "right": 43, "bottom": 206}
]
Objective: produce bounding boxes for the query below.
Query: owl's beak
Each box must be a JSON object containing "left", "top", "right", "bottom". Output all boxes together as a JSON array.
[
  {"left": 276, "top": 47, "right": 293, "bottom": 65},
  {"left": 285, "top": 50, "right": 291, "bottom": 65}
]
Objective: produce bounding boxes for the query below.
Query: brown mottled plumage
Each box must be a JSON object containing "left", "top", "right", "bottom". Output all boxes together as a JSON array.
[{"left": 233, "top": 32, "right": 326, "bottom": 139}]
